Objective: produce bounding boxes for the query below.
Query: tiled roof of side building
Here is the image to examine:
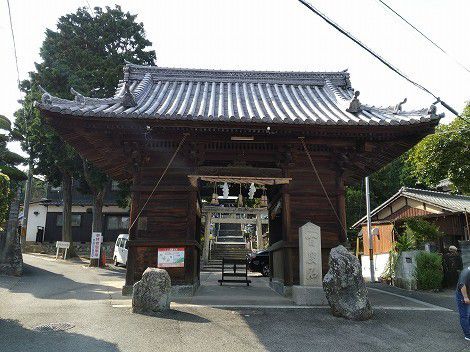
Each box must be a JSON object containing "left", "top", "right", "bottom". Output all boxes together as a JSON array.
[
  {"left": 352, "top": 187, "right": 470, "bottom": 228},
  {"left": 401, "top": 187, "right": 470, "bottom": 213},
  {"left": 37, "top": 63, "right": 443, "bottom": 126}
]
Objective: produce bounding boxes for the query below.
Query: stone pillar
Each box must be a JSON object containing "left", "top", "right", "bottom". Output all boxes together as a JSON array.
[
  {"left": 256, "top": 214, "right": 263, "bottom": 250},
  {"left": 202, "top": 212, "right": 212, "bottom": 264},
  {"left": 292, "top": 222, "right": 328, "bottom": 305}
]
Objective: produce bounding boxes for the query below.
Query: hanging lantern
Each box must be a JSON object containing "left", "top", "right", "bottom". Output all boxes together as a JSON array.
[
  {"left": 248, "top": 183, "right": 256, "bottom": 200},
  {"left": 260, "top": 187, "right": 268, "bottom": 207},
  {"left": 237, "top": 183, "right": 243, "bottom": 207},
  {"left": 222, "top": 182, "right": 229, "bottom": 199},
  {"left": 211, "top": 182, "right": 219, "bottom": 205}
]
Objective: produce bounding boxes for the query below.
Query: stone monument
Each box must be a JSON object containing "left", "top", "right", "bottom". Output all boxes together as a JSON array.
[{"left": 292, "top": 222, "right": 328, "bottom": 305}]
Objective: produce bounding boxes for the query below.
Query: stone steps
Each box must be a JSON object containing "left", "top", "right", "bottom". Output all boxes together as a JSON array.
[{"left": 208, "top": 243, "right": 251, "bottom": 262}]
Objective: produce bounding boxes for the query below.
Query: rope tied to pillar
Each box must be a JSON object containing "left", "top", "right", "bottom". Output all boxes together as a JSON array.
[
  {"left": 299, "top": 137, "right": 348, "bottom": 240},
  {"left": 128, "top": 133, "right": 189, "bottom": 232}
]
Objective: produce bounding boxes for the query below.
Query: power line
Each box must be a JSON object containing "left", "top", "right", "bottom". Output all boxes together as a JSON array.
[
  {"left": 6, "top": 0, "right": 20, "bottom": 87},
  {"left": 377, "top": 0, "right": 470, "bottom": 74},
  {"left": 297, "top": 0, "right": 461, "bottom": 119}
]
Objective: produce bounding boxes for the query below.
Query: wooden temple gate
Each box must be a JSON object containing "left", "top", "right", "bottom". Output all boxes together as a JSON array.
[{"left": 38, "top": 63, "right": 442, "bottom": 295}]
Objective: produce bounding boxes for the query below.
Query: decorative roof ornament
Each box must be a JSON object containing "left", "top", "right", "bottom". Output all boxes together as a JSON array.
[
  {"left": 38, "top": 85, "right": 52, "bottom": 106},
  {"left": 346, "top": 90, "right": 361, "bottom": 113},
  {"left": 427, "top": 104, "right": 445, "bottom": 119},
  {"left": 393, "top": 98, "right": 407, "bottom": 114},
  {"left": 122, "top": 82, "right": 137, "bottom": 108},
  {"left": 70, "top": 88, "right": 85, "bottom": 105}
]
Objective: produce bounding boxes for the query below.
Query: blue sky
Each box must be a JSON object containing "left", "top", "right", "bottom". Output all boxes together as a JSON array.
[{"left": 2, "top": 0, "right": 470, "bottom": 156}]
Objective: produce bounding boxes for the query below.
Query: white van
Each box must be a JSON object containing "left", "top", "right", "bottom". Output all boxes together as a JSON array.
[{"left": 113, "top": 234, "right": 129, "bottom": 266}]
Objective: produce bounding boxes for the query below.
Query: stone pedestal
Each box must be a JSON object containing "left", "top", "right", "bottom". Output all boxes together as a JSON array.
[
  {"left": 292, "top": 286, "right": 328, "bottom": 305},
  {"left": 293, "top": 222, "right": 325, "bottom": 305}
]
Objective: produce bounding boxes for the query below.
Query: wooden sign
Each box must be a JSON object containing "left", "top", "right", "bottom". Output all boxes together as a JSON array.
[
  {"left": 56, "top": 241, "right": 70, "bottom": 249},
  {"left": 55, "top": 241, "right": 70, "bottom": 260}
]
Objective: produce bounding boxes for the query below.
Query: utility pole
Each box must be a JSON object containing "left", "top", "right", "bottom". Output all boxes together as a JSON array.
[
  {"left": 21, "top": 158, "right": 33, "bottom": 240},
  {"left": 464, "top": 208, "right": 470, "bottom": 241},
  {"left": 365, "top": 176, "right": 375, "bottom": 282},
  {"left": 21, "top": 102, "right": 34, "bottom": 242}
]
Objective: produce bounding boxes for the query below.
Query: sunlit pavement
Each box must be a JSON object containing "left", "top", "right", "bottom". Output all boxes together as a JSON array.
[{"left": 0, "top": 254, "right": 468, "bottom": 352}]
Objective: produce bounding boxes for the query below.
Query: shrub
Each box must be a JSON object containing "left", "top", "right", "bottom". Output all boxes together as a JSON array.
[{"left": 415, "top": 252, "right": 443, "bottom": 290}]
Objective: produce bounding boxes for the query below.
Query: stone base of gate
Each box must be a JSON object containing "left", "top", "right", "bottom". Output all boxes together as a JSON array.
[
  {"left": 269, "top": 279, "right": 292, "bottom": 297},
  {"left": 292, "top": 286, "right": 328, "bottom": 306}
]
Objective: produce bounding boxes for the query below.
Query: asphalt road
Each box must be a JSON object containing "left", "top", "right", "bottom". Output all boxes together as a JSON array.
[{"left": 0, "top": 254, "right": 468, "bottom": 352}]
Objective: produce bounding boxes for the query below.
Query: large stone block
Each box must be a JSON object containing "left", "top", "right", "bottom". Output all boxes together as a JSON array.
[
  {"left": 323, "top": 245, "right": 372, "bottom": 320},
  {"left": 132, "top": 267, "right": 171, "bottom": 315},
  {"left": 299, "top": 222, "right": 322, "bottom": 286}
]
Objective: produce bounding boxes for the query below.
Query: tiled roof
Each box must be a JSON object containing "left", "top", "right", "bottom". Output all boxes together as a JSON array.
[
  {"left": 401, "top": 188, "right": 470, "bottom": 213},
  {"left": 37, "top": 64, "right": 443, "bottom": 126},
  {"left": 352, "top": 187, "right": 470, "bottom": 228}
]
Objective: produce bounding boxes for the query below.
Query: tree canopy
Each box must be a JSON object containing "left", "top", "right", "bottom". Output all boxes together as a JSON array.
[
  {"left": 34, "top": 5, "right": 155, "bottom": 99},
  {"left": 0, "top": 115, "right": 26, "bottom": 227},
  {"left": 407, "top": 111, "right": 470, "bottom": 195},
  {"left": 16, "top": 5, "right": 156, "bottom": 185},
  {"left": 14, "top": 5, "right": 156, "bottom": 248}
]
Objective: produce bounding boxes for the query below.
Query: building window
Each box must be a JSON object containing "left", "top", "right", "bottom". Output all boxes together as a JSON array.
[
  {"left": 56, "top": 214, "right": 82, "bottom": 227},
  {"left": 107, "top": 216, "right": 129, "bottom": 230}
]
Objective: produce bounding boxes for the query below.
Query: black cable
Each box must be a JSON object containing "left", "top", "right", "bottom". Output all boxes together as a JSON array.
[
  {"left": 6, "top": 0, "right": 20, "bottom": 87},
  {"left": 377, "top": 0, "right": 470, "bottom": 74},
  {"left": 297, "top": 0, "right": 463, "bottom": 119}
]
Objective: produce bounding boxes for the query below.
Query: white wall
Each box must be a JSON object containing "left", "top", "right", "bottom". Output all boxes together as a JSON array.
[
  {"left": 25, "top": 203, "right": 47, "bottom": 242},
  {"left": 361, "top": 253, "right": 390, "bottom": 282},
  {"left": 24, "top": 203, "right": 128, "bottom": 242}
]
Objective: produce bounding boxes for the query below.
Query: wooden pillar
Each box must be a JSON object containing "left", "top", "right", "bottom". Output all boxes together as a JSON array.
[
  {"left": 187, "top": 184, "right": 198, "bottom": 240},
  {"left": 203, "top": 212, "right": 212, "bottom": 264},
  {"left": 281, "top": 182, "right": 293, "bottom": 286},
  {"left": 336, "top": 172, "right": 347, "bottom": 243},
  {"left": 186, "top": 183, "right": 198, "bottom": 283},
  {"left": 256, "top": 213, "right": 263, "bottom": 250},
  {"left": 124, "top": 172, "right": 141, "bottom": 290}
]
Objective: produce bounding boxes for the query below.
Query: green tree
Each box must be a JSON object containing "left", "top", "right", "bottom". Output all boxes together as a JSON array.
[
  {"left": 403, "top": 217, "right": 444, "bottom": 247},
  {"left": 407, "top": 110, "right": 470, "bottom": 195},
  {"left": 15, "top": 91, "right": 81, "bottom": 256},
  {"left": 16, "top": 5, "right": 156, "bottom": 258},
  {"left": 0, "top": 115, "right": 26, "bottom": 275},
  {"left": 0, "top": 173, "right": 9, "bottom": 228}
]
